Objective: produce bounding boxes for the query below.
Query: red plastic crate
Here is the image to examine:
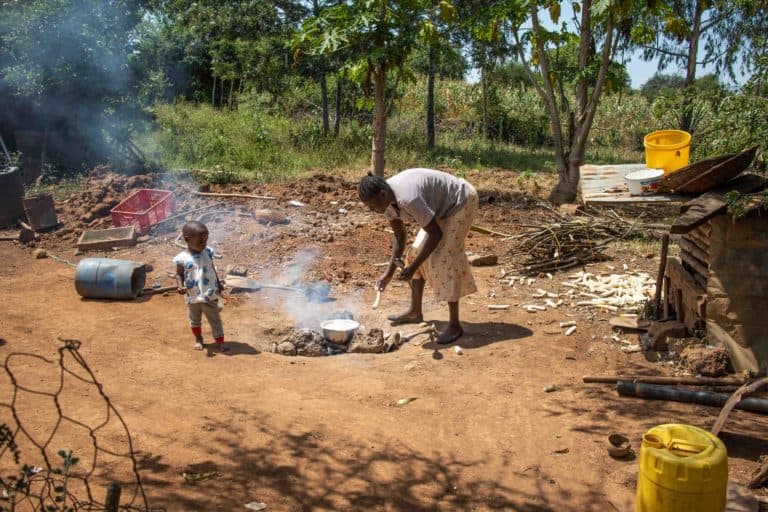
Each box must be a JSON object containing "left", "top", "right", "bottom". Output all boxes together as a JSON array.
[{"left": 110, "top": 189, "right": 175, "bottom": 233}]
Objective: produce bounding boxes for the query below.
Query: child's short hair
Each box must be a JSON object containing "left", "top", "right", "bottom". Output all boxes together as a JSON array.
[{"left": 182, "top": 221, "right": 208, "bottom": 238}]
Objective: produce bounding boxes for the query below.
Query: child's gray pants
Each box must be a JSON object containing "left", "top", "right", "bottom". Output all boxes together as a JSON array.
[{"left": 187, "top": 301, "right": 224, "bottom": 339}]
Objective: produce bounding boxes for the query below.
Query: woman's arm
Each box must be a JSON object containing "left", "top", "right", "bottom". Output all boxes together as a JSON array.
[
  {"left": 398, "top": 219, "right": 442, "bottom": 281},
  {"left": 377, "top": 218, "right": 407, "bottom": 291}
]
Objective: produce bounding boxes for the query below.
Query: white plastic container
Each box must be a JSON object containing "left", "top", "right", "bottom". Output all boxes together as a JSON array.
[{"left": 624, "top": 168, "right": 664, "bottom": 196}]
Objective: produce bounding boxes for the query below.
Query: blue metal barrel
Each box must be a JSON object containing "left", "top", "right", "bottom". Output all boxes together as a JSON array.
[{"left": 75, "top": 258, "right": 146, "bottom": 299}]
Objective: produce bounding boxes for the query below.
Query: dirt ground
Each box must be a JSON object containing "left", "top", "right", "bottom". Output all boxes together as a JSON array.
[{"left": 1, "top": 168, "right": 766, "bottom": 511}]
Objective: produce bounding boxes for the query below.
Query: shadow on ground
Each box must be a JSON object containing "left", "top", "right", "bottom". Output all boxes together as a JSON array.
[{"left": 133, "top": 413, "right": 625, "bottom": 511}]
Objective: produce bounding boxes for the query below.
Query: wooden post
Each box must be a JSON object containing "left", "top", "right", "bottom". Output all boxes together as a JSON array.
[
  {"left": 654, "top": 233, "right": 670, "bottom": 317},
  {"left": 662, "top": 276, "right": 670, "bottom": 319},
  {"left": 105, "top": 482, "right": 121, "bottom": 512}
]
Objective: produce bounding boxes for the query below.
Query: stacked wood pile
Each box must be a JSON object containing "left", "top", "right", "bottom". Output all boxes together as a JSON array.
[{"left": 678, "top": 222, "right": 710, "bottom": 289}]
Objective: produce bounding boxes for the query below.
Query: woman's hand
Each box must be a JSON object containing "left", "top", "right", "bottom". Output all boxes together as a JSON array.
[
  {"left": 376, "top": 269, "right": 395, "bottom": 291},
  {"left": 397, "top": 265, "right": 417, "bottom": 281}
]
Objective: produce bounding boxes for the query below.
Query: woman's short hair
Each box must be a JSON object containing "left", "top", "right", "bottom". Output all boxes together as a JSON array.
[{"left": 357, "top": 172, "right": 390, "bottom": 201}]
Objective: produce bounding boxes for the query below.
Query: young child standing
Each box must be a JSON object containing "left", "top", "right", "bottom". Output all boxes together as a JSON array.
[{"left": 174, "top": 221, "right": 227, "bottom": 352}]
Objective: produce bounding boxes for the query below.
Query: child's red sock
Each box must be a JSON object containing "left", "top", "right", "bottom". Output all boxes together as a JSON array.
[
  {"left": 214, "top": 336, "right": 224, "bottom": 344},
  {"left": 191, "top": 326, "right": 202, "bottom": 337}
]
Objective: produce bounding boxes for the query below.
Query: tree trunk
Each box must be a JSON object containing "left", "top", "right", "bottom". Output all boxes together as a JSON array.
[
  {"left": 427, "top": 42, "right": 436, "bottom": 151},
  {"left": 680, "top": 1, "right": 703, "bottom": 133},
  {"left": 546, "top": 0, "right": 615, "bottom": 205},
  {"left": 228, "top": 78, "right": 235, "bottom": 110},
  {"left": 334, "top": 77, "right": 342, "bottom": 137},
  {"left": 371, "top": 65, "right": 387, "bottom": 177},
  {"left": 320, "top": 73, "right": 330, "bottom": 137},
  {"left": 548, "top": 160, "right": 580, "bottom": 205},
  {"left": 212, "top": 76, "right": 217, "bottom": 108},
  {"left": 480, "top": 65, "right": 489, "bottom": 140}
]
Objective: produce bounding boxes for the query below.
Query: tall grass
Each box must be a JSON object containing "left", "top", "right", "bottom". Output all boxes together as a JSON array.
[{"left": 145, "top": 75, "right": 768, "bottom": 183}]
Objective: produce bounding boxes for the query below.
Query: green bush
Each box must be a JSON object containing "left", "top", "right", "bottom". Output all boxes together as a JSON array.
[{"left": 694, "top": 93, "right": 768, "bottom": 168}]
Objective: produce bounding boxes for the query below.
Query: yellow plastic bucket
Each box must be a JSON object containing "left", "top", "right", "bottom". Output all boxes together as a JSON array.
[
  {"left": 644, "top": 130, "right": 691, "bottom": 173},
  {"left": 636, "top": 424, "right": 728, "bottom": 512}
]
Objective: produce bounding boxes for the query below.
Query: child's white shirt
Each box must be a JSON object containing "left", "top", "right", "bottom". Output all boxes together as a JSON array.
[{"left": 173, "top": 247, "right": 219, "bottom": 304}]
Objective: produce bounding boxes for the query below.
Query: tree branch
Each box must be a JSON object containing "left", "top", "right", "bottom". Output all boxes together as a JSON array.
[
  {"left": 512, "top": 30, "right": 547, "bottom": 101},
  {"left": 641, "top": 44, "right": 688, "bottom": 59},
  {"left": 529, "top": 6, "right": 566, "bottom": 170},
  {"left": 576, "top": 13, "right": 615, "bottom": 157}
]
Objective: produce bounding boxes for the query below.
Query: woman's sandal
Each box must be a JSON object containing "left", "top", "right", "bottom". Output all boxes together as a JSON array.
[{"left": 387, "top": 313, "right": 424, "bottom": 326}]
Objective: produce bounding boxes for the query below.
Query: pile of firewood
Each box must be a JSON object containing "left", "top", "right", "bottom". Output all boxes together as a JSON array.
[{"left": 509, "top": 209, "right": 654, "bottom": 274}]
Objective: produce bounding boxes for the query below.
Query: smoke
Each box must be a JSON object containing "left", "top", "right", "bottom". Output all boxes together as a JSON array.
[
  {"left": 167, "top": 194, "right": 366, "bottom": 332},
  {"left": 262, "top": 247, "right": 366, "bottom": 330},
  {"left": 0, "top": 0, "right": 145, "bottom": 169}
]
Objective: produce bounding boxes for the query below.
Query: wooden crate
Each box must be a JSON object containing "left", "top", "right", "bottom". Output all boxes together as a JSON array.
[{"left": 77, "top": 226, "right": 137, "bottom": 251}]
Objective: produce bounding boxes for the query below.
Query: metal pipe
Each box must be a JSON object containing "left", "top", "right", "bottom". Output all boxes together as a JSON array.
[{"left": 617, "top": 381, "right": 768, "bottom": 414}]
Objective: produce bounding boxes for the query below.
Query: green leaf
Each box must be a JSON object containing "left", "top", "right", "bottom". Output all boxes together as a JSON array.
[
  {"left": 593, "top": 0, "right": 611, "bottom": 16},
  {"left": 549, "top": 1, "right": 561, "bottom": 23},
  {"left": 418, "top": 21, "right": 437, "bottom": 43},
  {"left": 438, "top": 1, "right": 457, "bottom": 23}
]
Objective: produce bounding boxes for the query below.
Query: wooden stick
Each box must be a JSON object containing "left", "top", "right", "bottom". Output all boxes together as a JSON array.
[
  {"left": 712, "top": 376, "right": 768, "bottom": 437},
  {"left": 654, "top": 233, "right": 670, "bottom": 316},
  {"left": 151, "top": 203, "right": 221, "bottom": 228},
  {"left": 142, "top": 285, "right": 177, "bottom": 295},
  {"left": 749, "top": 459, "right": 768, "bottom": 489},
  {"left": 193, "top": 191, "right": 277, "bottom": 200},
  {"left": 583, "top": 375, "right": 748, "bottom": 386},
  {"left": 104, "top": 482, "right": 121, "bottom": 512},
  {"left": 470, "top": 224, "right": 514, "bottom": 237}
]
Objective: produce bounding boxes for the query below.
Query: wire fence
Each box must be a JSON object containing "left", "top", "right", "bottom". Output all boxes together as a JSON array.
[{"left": 0, "top": 338, "right": 161, "bottom": 511}]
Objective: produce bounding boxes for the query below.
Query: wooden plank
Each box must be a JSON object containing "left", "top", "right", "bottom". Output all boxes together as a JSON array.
[
  {"left": 583, "top": 194, "right": 686, "bottom": 205},
  {"left": 579, "top": 164, "right": 687, "bottom": 205},
  {"left": 693, "top": 272, "right": 707, "bottom": 290},
  {"left": 680, "top": 249, "right": 709, "bottom": 278},
  {"left": 666, "top": 257, "right": 707, "bottom": 329},
  {"left": 694, "top": 221, "right": 712, "bottom": 237},
  {"left": 677, "top": 174, "right": 764, "bottom": 215},
  {"left": 672, "top": 196, "right": 727, "bottom": 234},
  {"left": 679, "top": 237, "right": 709, "bottom": 267},
  {"left": 77, "top": 226, "right": 136, "bottom": 251},
  {"left": 686, "top": 230, "right": 710, "bottom": 251}
]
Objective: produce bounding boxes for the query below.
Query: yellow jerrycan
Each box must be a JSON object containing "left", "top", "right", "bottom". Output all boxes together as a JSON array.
[{"left": 637, "top": 424, "right": 728, "bottom": 512}]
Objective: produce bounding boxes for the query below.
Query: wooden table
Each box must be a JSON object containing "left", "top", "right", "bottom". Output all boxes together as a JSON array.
[{"left": 579, "top": 164, "right": 687, "bottom": 205}]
